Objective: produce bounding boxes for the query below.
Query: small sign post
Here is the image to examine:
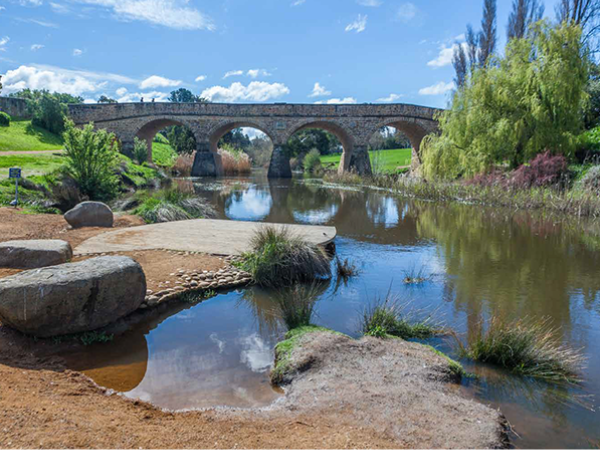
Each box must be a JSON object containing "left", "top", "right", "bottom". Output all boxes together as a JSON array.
[{"left": 9, "top": 168, "right": 21, "bottom": 207}]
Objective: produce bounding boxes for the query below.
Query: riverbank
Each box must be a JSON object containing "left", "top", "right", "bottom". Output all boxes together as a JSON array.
[
  {"left": 0, "top": 321, "right": 507, "bottom": 448},
  {"left": 324, "top": 169, "right": 600, "bottom": 220}
]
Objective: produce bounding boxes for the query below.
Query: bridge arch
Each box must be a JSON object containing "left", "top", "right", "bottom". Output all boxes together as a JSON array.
[
  {"left": 365, "top": 118, "right": 438, "bottom": 170},
  {"left": 134, "top": 116, "right": 199, "bottom": 163},
  {"left": 284, "top": 120, "right": 367, "bottom": 175},
  {"left": 207, "top": 120, "right": 276, "bottom": 154}
]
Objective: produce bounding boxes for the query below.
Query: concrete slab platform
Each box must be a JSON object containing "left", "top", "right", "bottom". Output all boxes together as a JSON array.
[{"left": 74, "top": 219, "right": 337, "bottom": 256}]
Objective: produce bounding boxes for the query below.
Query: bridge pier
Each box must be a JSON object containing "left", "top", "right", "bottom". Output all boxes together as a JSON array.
[
  {"left": 268, "top": 146, "right": 292, "bottom": 178},
  {"left": 340, "top": 146, "right": 372, "bottom": 176},
  {"left": 192, "top": 152, "right": 223, "bottom": 177}
]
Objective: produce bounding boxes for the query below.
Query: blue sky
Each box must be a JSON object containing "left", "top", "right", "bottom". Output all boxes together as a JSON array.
[{"left": 0, "top": 0, "right": 561, "bottom": 108}]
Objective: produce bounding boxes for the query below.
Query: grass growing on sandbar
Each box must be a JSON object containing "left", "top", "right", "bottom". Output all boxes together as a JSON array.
[
  {"left": 235, "top": 226, "right": 331, "bottom": 287},
  {"left": 457, "top": 316, "right": 585, "bottom": 384}
]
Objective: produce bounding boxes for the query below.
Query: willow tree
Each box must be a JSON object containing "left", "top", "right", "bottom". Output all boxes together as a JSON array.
[{"left": 422, "top": 22, "right": 590, "bottom": 180}]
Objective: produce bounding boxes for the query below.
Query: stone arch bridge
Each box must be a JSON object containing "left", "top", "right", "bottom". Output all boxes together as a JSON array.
[{"left": 68, "top": 102, "right": 441, "bottom": 177}]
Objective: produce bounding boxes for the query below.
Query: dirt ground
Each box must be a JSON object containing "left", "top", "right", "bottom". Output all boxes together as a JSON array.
[
  {"left": 0, "top": 208, "right": 226, "bottom": 292},
  {"left": 0, "top": 207, "right": 507, "bottom": 448}
]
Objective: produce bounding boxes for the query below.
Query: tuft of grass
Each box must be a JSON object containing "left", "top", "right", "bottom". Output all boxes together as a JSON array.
[
  {"left": 235, "top": 226, "right": 331, "bottom": 287},
  {"left": 402, "top": 263, "right": 432, "bottom": 285},
  {"left": 133, "top": 187, "right": 216, "bottom": 224},
  {"left": 219, "top": 146, "right": 252, "bottom": 175},
  {"left": 335, "top": 257, "right": 359, "bottom": 280},
  {"left": 361, "top": 292, "right": 442, "bottom": 340},
  {"left": 456, "top": 316, "right": 585, "bottom": 383},
  {"left": 274, "top": 283, "right": 321, "bottom": 330}
]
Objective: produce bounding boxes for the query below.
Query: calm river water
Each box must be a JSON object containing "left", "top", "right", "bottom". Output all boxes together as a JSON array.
[{"left": 66, "top": 172, "right": 600, "bottom": 448}]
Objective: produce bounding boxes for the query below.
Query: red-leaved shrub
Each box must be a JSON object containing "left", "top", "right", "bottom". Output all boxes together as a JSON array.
[
  {"left": 510, "top": 151, "right": 568, "bottom": 189},
  {"left": 464, "top": 169, "right": 509, "bottom": 187}
]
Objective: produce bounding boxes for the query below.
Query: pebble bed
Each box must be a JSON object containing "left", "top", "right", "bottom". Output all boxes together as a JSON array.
[{"left": 140, "top": 254, "right": 252, "bottom": 309}]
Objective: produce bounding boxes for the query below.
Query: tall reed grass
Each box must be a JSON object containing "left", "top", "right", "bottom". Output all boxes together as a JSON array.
[{"left": 219, "top": 148, "right": 252, "bottom": 176}]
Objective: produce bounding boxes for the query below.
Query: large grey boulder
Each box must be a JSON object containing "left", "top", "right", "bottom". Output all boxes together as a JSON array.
[
  {"left": 0, "top": 256, "right": 146, "bottom": 337},
  {"left": 64, "top": 201, "right": 113, "bottom": 228},
  {"left": 0, "top": 240, "right": 73, "bottom": 269}
]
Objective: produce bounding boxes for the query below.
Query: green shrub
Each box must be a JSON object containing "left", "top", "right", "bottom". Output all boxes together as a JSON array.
[
  {"left": 134, "top": 188, "right": 215, "bottom": 223},
  {"left": 133, "top": 137, "right": 148, "bottom": 165},
  {"left": 236, "top": 226, "right": 331, "bottom": 287},
  {"left": 62, "top": 120, "right": 119, "bottom": 201},
  {"left": 458, "top": 316, "right": 584, "bottom": 383},
  {"left": 29, "top": 93, "right": 68, "bottom": 135},
  {"left": 0, "top": 112, "right": 11, "bottom": 127},
  {"left": 361, "top": 294, "right": 441, "bottom": 340},
  {"left": 303, "top": 149, "right": 322, "bottom": 174}
]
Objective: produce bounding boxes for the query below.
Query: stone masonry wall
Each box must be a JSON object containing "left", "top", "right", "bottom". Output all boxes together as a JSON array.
[{"left": 0, "top": 97, "right": 30, "bottom": 119}]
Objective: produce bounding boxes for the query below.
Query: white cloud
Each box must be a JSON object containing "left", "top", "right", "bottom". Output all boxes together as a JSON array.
[
  {"left": 16, "top": 0, "right": 42, "bottom": 5},
  {"left": 71, "top": 0, "right": 215, "bottom": 30},
  {"left": 200, "top": 81, "right": 290, "bottom": 103},
  {"left": 247, "top": 69, "right": 271, "bottom": 78},
  {"left": 377, "top": 93, "right": 404, "bottom": 102},
  {"left": 117, "top": 90, "right": 170, "bottom": 103},
  {"left": 0, "top": 6, "right": 5, "bottom": 12},
  {"left": 427, "top": 42, "right": 469, "bottom": 68},
  {"left": 291, "top": 0, "right": 305, "bottom": 5},
  {"left": 309, "top": 82, "right": 331, "bottom": 98},
  {"left": 72, "top": 48, "right": 83, "bottom": 56},
  {"left": 16, "top": 17, "right": 59, "bottom": 28},
  {"left": 0, "top": 37, "right": 9, "bottom": 51},
  {"left": 223, "top": 70, "right": 244, "bottom": 79},
  {"left": 139, "top": 75, "right": 181, "bottom": 89},
  {"left": 419, "top": 81, "right": 454, "bottom": 96},
  {"left": 397, "top": 2, "right": 417, "bottom": 23},
  {"left": 50, "top": 2, "right": 71, "bottom": 14},
  {"left": 116, "top": 87, "right": 128, "bottom": 96},
  {"left": 357, "top": 0, "right": 382, "bottom": 6},
  {"left": 195, "top": 75, "right": 207, "bottom": 82},
  {"left": 315, "top": 97, "right": 358, "bottom": 105},
  {"left": 345, "top": 14, "right": 367, "bottom": 33},
  {"left": 2, "top": 65, "right": 98, "bottom": 96},
  {"left": 30, "top": 44, "right": 44, "bottom": 51}
]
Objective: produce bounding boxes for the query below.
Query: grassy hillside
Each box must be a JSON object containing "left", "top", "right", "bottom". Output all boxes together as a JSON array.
[
  {"left": 320, "top": 148, "right": 412, "bottom": 173},
  {"left": 152, "top": 133, "right": 178, "bottom": 167},
  {"left": 0, "top": 120, "right": 64, "bottom": 152}
]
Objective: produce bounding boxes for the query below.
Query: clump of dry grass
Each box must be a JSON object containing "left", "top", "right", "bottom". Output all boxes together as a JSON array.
[
  {"left": 235, "top": 226, "right": 331, "bottom": 287},
  {"left": 173, "top": 152, "right": 195, "bottom": 177},
  {"left": 219, "top": 148, "right": 252, "bottom": 176},
  {"left": 457, "top": 316, "right": 585, "bottom": 383}
]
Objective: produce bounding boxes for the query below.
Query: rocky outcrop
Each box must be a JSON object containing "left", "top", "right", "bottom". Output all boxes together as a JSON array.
[
  {"left": 0, "top": 240, "right": 73, "bottom": 269},
  {"left": 0, "top": 256, "right": 146, "bottom": 337},
  {"left": 64, "top": 201, "right": 114, "bottom": 228}
]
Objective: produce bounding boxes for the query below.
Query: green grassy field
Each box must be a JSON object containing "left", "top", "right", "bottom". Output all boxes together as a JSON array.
[
  {"left": 0, "top": 120, "right": 64, "bottom": 152},
  {"left": 320, "top": 148, "right": 412, "bottom": 173},
  {"left": 0, "top": 154, "right": 65, "bottom": 178}
]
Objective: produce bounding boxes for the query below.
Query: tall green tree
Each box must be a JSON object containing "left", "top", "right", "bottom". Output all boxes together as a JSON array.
[
  {"left": 422, "top": 22, "right": 590, "bottom": 180},
  {"left": 478, "top": 0, "right": 497, "bottom": 66},
  {"left": 507, "top": 0, "right": 544, "bottom": 40}
]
